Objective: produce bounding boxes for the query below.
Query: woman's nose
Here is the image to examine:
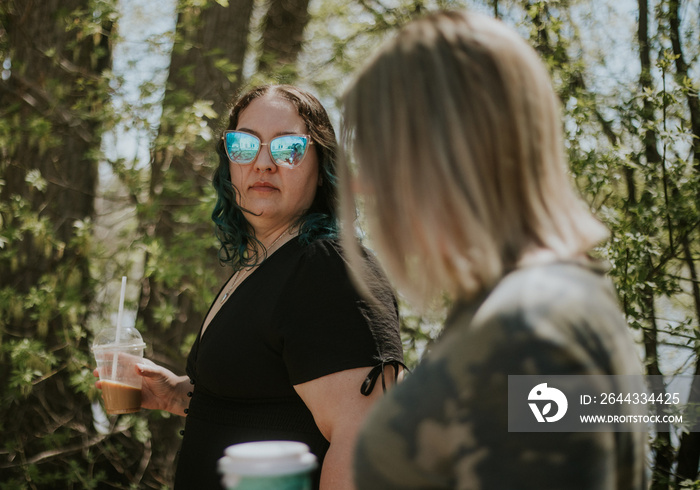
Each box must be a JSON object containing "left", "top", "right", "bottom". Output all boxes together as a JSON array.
[{"left": 253, "top": 147, "right": 276, "bottom": 173}]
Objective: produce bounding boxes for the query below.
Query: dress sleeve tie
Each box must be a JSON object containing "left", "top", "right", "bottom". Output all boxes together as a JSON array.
[{"left": 361, "top": 360, "right": 408, "bottom": 396}]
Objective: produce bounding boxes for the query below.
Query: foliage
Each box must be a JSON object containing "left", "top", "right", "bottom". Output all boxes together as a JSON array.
[
  {"left": 1, "top": 0, "right": 700, "bottom": 487},
  {"left": 307, "top": 0, "right": 700, "bottom": 487}
]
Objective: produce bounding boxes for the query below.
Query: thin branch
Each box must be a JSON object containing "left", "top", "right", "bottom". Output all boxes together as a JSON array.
[
  {"left": 0, "top": 76, "right": 94, "bottom": 143},
  {"left": 0, "top": 429, "right": 127, "bottom": 469}
]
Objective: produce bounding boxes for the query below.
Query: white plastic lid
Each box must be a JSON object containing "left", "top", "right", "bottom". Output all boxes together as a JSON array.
[
  {"left": 92, "top": 325, "right": 145, "bottom": 351},
  {"left": 218, "top": 441, "right": 317, "bottom": 477}
]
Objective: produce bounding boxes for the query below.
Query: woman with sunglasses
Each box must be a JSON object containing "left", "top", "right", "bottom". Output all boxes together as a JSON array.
[
  {"left": 123, "top": 85, "right": 404, "bottom": 489},
  {"left": 340, "top": 11, "right": 646, "bottom": 490}
]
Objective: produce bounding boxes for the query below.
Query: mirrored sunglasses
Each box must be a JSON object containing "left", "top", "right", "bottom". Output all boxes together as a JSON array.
[{"left": 222, "top": 131, "right": 313, "bottom": 169}]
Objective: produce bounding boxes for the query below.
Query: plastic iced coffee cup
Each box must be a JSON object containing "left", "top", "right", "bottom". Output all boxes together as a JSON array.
[
  {"left": 92, "top": 326, "right": 146, "bottom": 415},
  {"left": 218, "top": 441, "right": 317, "bottom": 490}
]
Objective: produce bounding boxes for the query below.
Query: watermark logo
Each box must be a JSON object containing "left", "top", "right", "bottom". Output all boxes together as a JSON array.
[
  {"left": 509, "top": 375, "right": 688, "bottom": 432},
  {"left": 528, "top": 383, "right": 568, "bottom": 422}
]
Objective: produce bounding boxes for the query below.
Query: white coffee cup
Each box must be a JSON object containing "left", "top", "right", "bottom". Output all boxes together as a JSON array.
[{"left": 218, "top": 441, "right": 317, "bottom": 490}]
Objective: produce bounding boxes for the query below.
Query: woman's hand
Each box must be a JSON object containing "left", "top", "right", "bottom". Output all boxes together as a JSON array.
[
  {"left": 94, "top": 359, "right": 191, "bottom": 416},
  {"left": 134, "top": 359, "right": 191, "bottom": 413}
]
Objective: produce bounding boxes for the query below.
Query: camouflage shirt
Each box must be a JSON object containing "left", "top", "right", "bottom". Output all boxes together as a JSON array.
[{"left": 354, "top": 260, "right": 647, "bottom": 489}]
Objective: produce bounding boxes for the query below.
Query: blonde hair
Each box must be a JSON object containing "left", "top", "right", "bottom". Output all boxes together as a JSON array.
[{"left": 340, "top": 10, "right": 608, "bottom": 307}]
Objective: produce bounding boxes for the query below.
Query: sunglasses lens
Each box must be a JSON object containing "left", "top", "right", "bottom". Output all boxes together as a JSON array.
[
  {"left": 225, "top": 132, "right": 260, "bottom": 164},
  {"left": 270, "top": 136, "right": 309, "bottom": 167}
]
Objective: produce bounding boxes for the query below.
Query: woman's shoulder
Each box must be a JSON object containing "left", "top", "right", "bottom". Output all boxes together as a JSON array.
[
  {"left": 478, "top": 259, "right": 617, "bottom": 324},
  {"left": 280, "top": 237, "right": 370, "bottom": 297},
  {"left": 297, "top": 236, "right": 342, "bottom": 257},
  {"left": 290, "top": 236, "right": 345, "bottom": 274},
  {"left": 295, "top": 237, "right": 378, "bottom": 274},
  {"left": 290, "top": 236, "right": 397, "bottom": 313},
  {"left": 442, "top": 259, "right": 641, "bottom": 375}
]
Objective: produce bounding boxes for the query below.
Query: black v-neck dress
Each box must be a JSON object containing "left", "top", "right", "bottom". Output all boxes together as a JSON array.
[{"left": 174, "top": 237, "right": 403, "bottom": 489}]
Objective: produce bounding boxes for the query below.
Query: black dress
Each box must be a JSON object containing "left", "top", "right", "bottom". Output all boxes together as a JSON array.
[{"left": 174, "top": 237, "right": 404, "bottom": 489}]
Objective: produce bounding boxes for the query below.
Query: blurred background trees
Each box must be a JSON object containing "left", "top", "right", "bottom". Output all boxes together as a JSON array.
[{"left": 1, "top": 0, "right": 699, "bottom": 488}]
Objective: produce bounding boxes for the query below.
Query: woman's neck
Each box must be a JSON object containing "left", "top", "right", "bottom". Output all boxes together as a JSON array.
[
  {"left": 250, "top": 222, "right": 298, "bottom": 257},
  {"left": 516, "top": 247, "right": 589, "bottom": 269}
]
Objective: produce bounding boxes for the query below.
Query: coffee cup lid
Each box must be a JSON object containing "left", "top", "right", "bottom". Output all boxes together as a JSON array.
[
  {"left": 218, "top": 441, "right": 317, "bottom": 477},
  {"left": 92, "top": 325, "right": 145, "bottom": 351}
]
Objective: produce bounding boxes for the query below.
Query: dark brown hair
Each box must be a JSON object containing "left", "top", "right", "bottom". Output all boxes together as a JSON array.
[{"left": 212, "top": 85, "right": 339, "bottom": 268}]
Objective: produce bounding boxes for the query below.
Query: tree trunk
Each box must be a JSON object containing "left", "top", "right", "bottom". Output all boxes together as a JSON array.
[
  {"left": 0, "top": 0, "right": 112, "bottom": 486},
  {"left": 668, "top": 0, "right": 700, "bottom": 479},
  {"left": 135, "top": 0, "right": 255, "bottom": 484},
  {"left": 139, "top": 0, "right": 254, "bottom": 361},
  {"left": 637, "top": 0, "right": 673, "bottom": 487},
  {"left": 675, "top": 235, "right": 700, "bottom": 487},
  {"left": 643, "top": 280, "right": 674, "bottom": 490},
  {"left": 0, "top": 0, "right": 108, "bottom": 293},
  {"left": 667, "top": 0, "right": 700, "bottom": 171},
  {"left": 257, "top": 0, "right": 312, "bottom": 83}
]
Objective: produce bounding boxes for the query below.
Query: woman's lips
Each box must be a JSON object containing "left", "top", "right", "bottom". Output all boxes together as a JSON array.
[{"left": 250, "top": 181, "right": 278, "bottom": 192}]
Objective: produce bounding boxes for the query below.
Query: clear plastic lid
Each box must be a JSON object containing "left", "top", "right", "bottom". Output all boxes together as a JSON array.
[
  {"left": 218, "top": 441, "right": 317, "bottom": 477},
  {"left": 92, "top": 325, "right": 145, "bottom": 351}
]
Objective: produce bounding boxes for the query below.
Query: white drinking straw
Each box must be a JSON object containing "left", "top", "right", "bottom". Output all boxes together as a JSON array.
[{"left": 111, "top": 276, "right": 128, "bottom": 380}]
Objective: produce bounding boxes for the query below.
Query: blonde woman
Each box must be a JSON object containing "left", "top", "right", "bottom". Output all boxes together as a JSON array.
[{"left": 341, "top": 10, "right": 647, "bottom": 490}]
